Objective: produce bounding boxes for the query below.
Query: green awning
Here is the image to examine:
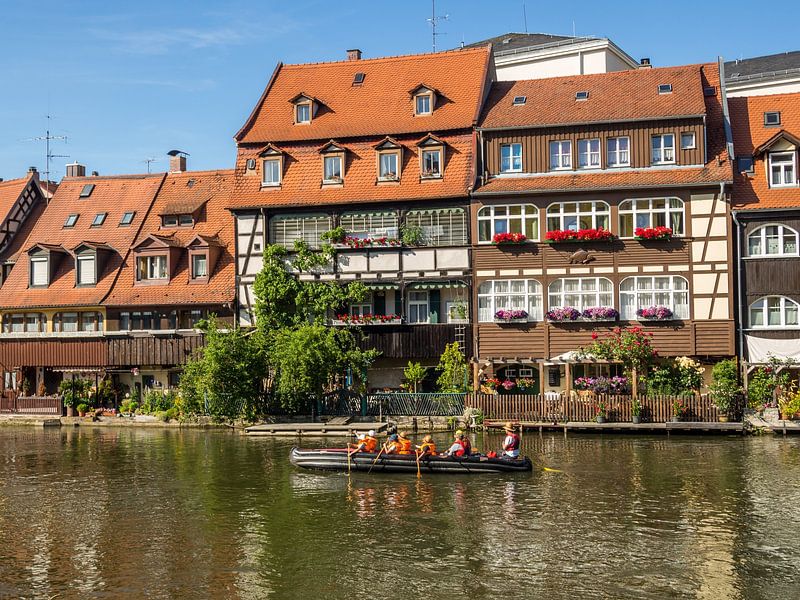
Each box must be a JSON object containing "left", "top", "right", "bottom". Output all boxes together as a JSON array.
[
  {"left": 340, "top": 211, "right": 397, "bottom": 218},
  {"left": 408, "top": 281, "right": 467, "bottom": 290},
  {"left": 407, "top": 207, "right": 464, "bottom": 216},
  {"left": 364, "top": 283, "right": 399, "bottom": 290}
]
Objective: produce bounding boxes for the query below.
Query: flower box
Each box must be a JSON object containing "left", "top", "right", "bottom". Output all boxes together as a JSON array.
[
  {"left": 545, "top": 228, "right": 615, "bottom": 243},
  {"left": 581, "top": 307, "right": 619, "bottom": 322},
  {"left": 545, "top": 307, "right": 582, "bottom": 322},
  {"left": 492, "top": 232, "right": 527, "bottom": 245},
  {"left": 494, "top": 309, "right": 529, "bottom": 323},
  {"left": 333, "top": 236, "right": 402, "bottom": 250},
  {"left": 332, "top": 314, "right": 402, "bottom": 326},
  {"left": 636, "top": 306, "right": 674, "bottom": 321},
  {"left": 634, "top": 226, "right": 673, "bottom": 241}
]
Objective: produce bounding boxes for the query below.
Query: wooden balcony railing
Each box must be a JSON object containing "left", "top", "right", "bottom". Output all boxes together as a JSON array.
[{"left": 0, "top": 392, "right": 62, "bottom": 415}]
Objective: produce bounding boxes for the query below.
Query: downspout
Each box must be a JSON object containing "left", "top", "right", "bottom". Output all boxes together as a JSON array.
[{"left": 731, "top": 208, "right": 745, "bottom": 374}]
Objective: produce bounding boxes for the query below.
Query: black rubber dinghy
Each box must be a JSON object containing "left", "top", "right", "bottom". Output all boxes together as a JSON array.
[{"left": 290, "top": 447, "right": 533, "bottom": 474}]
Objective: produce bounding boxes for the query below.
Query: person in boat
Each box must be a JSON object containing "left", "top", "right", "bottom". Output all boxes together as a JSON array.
[
  {"left": 397, "top": 431, "right": 413, "bottom": 455},
  {"left": 501, "top": 422, "right": 521, "bottom": 459},
  {"left": 440, "top": 431, "right": 468, "bottom": 458},
  {"left": 383, "top": 433, "right": 402, "bottom": 454},
  {"left": 461, "top": 431, "right": 473, "bottom": 456},
  {"left": 416, "top": 435, "right": 436, "bottom": 456},
  {"left": 363, "top": 430, "right": 379, "bottom": 453},
  {"left": 349, "top": 433, "right": 368, "bottom": 453}
]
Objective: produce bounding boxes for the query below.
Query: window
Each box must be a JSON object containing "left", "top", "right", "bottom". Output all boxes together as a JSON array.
[
  {"left": 339, "top": 211, "right": 398, "bottom": 240},
  {"left": 575, "top": 91, "right": 589, "bottom": 101},
  {"left": 415, "top": 94, "right": 432, "bottom": 115},
  {"left": 549, "top": 141, "right": 572, "bottom": 170},
  {"left": 652, "top": 134, "right": 675, "bottom": 164},
  {"left": 64, "top": 214, "right": 78, "bottom": 228},
  {"left": 79, "top": 184, "right": 95, "bottom": 198},
  {"left": 123, "top": 311, "right": 155, "bottom": 330},
  {"left": 120, "top": 211, "right": 135, "bottom": 226},
  {"left": 136, "top": 255, "right": 168, "bottom": 281},
  {"left": 76, "top": 254, "right": 96, "bottom": 285},
  {"left": 178, "top": 214, "right": 193, "bottom": 226},
  {"left": 405, "top": 208, "right": 467, "bottom": 246},
  {"left": 680, "top": 132, "right": 696, "bottom": 150},
  {"left": 512, "top": 96, "right": 527, "bottom": 106},
  {"left": 5, "top": 314, "right": 23, "bottom": 333},
  {"left": 188, "top": 309, "right": 203, "bottom": 328},
  {"left": 749, "top": 296, "right": 800, "bottom": 328},
  {"left": 768, "top": 152, "right": 797, "bottom": 187},
  {"left": 295, "top": 103, "right": 311, "bottom": 123},
  {"left": 620, "top": 276, "right": 689, "bottom": 320},
  {"left": 350, "top": 299, "right": 372, "bottom": 317},
  {"left": 548, "top": 277, "right": 613, "bottom": 311},
  {"left": 478, "top": 279, "right": 542, "bottom": 322},
  {"left": 658, "top": 84, "right": 673, "bottom": 94},
  {"left": 408, "top": 291, "right": 429, "bottom": 324},
  {"left": 378, "top": 152, "right": 399, "bottom": 180},
  {"left": 192, "top": 254, "right": 208, "bottom": 279},
  {"left": 262, "top": 158, "right": 282, "bottom": 186},
  {"left": 546, "top": 201, "right": 610, "bottom": 232},
  {"left": 2, "top": 313, "right": 45, "bottom": 334},
  {"left": 30, "top": 256, "right": 48, "bottom": 287},
  {"left": 53, "top": 312, "right": 78, "bottom": 333},
  {"left": 500, "top": 143, "right": 522, "bottom": 173},
  {"left": 607, "top": 137, "right": 630, "bottom": 167},
  {"left": 421, "top": 149, "right": 442, "bottom": 178},
  {"left": 578, "top": 139, "right": 601, "bottom": 169},
  {"left": 162, "top": 215, "right": 178, "bottom": 227},
  {"left": 92, "top": 213, "right": 107, "bottom": 227},
  {"left": 80, "top": 312, "right": 103, "bottom": 332},
  {"left": 619, "top": 197, "right": 685, "bottom": 238},
  {"left": 737, "top": 156, "right": 754, "bottom": 173},
  {"left": 764, "top": 112, "right": 781, "bottom": 126},
  {"left": 4, "top": 371, "right": 16, "bottom": 390},
  {"left": 24, "top": 313, "right": 44, "bottom": 333},
  {"left": 477, "top": 204, "right": 539, "bottom": 243},
  {"left": 323, "top": 155, "right": 342, "bottom": 183},
  {"left": 747, "top": 224, "right": 798, "bottom": 256},
  {"left": 269, "top": 214, "right": 332, "bottom": 249},
  {"left": 119, "top": 312, "right": 130, "bottom": 331}
]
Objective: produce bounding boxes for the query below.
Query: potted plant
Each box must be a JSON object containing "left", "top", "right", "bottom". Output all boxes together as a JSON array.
[
  {"left": 321, "top": 226, "right": 347, "bottom": 245},
  {"left": 545, "top": 228, "right": 615, "bottom": 243},
  {"left": 671, "top": 398, "right": 685, "bottom": 422},
  {"left": 546, "top": 307, "right": 581, "bottom": 322},
  {"left": 636, "top": 306, "right": 674, "bottom": 321},
  {"left": 403, "top": 361, "right": 428, "bottom": 393},
  {"left": 631, "top": 397, "right": 642, "bottom": 424},
  {"left": 400, "top": 225, "right": 425, "bottom": 247},
  {"left": 595, "top": 400, "right": 608, "bottom": 423},
  {"left": 492, "top": 232, "right": 527, "bottom": 245},
  {"left": 500, "top": 379, "right": 516, "bottom": 393},
  {"left": 76, "top": 402, "right": 88, "bottom": 417},
  {"left": 634, "top": 226, "right": 673, "bottom": 241},
  {"left": 582, "top": 307, "right": 619, "bottom": 322},
  {"left": 516, "top": 377, "right": 536, "bottom": 394},
  {"left": 494, "top": 309, "right": 528, "bottom": 322},
  {"left": 709, "top": 358, "right": 741, "bottom": 422},
  {"left": 483, "top": 377, "right": 501, "bottom": 393}
]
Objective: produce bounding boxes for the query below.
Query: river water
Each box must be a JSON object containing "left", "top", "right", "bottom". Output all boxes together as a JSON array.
[{"left": 1, "top": 427, "right": 799, "bottom": 599}]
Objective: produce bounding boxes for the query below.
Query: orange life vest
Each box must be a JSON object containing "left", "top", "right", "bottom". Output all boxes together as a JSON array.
[
  {"left": 385, "top": 440, "right": 401, "bottom": 454},
  {"left": 398, "top": 436, "right": 413, "bottom": 454},
  {"left": 418, "top": 441, "right": 437, "bottom": 455},
  {"left": 363, "top": 436, "right": 378, "bottom": 453}
]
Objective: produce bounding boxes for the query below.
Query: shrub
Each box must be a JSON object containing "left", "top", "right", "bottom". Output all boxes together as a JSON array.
[
  {"left": 404, "top": 361, "right": 428, "bottom": 393},
  {"left": 709, "top": 358, "right": 741, "bottom": 415},
  {"left": 400, "top": 225, "right": 425, "bottom": 246},
  {"left": 76, "top": 403, "right": 88, "bottom": 415}
]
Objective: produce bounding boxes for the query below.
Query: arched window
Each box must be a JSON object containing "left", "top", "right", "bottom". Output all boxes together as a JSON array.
[
  {"left": 619, "top": 276, "right": 689, "bottom": 320},
  {"left": 749, "top": 296, "right": 800, "bottom": 328},
  {"left": 546, "top": 201, "right": 610, "bottom": 232},
  {"left": 619, "top": 198, "right": 685, "bottom": 238},
  {"left": 477, "top": 205, "right": 539, "bottom": 243},
  {"left": 547, "top": 277, "right": 613, "bottom": 311},
  {"left": 477, "top": 280, "right": 542, "bottom": 322},
  {"left": 747, "top": 224, "right": 799, "bottom": 257}
]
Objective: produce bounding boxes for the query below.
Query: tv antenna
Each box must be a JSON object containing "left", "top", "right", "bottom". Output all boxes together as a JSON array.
[
  {"left": 522, "top": 1, "right": 528, "bottom": 33},
  {"left": 142, "top": 157, "right": 158, "bottom": 174},
  {"left": 21, "top": 114, "right": 68, "bottom": 184},
  {"left": 427, "top": 0, "right": 449, "bottom": 52}
]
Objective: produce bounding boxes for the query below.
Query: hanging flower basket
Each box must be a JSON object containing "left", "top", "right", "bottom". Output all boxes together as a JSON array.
[
  {"left": 634, "top": 226, "right": 673, "bottom": 241},
  {"left": 581, "top": 307, "right": 619, "bottom": 322},
  {"left": 493, "top": 309, "right": 529, "bottom": 323},
  {"left": 492, "top": 232, "right": 527, "bottom": 245},
  {"left": 636, "top": 306, "right": 674, "bottom": 321},
  {"left": 332, "top": 313, "right": 402, "bottom": 326},
  {"left": 545, "top": 307, "right": 582, "bottom": 322},
  {"left": 545, "top": 228, "right": 615, "bottom": 243}
]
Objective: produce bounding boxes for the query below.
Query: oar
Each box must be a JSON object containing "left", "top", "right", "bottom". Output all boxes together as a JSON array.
[
  {"left": 415, "top": 449, "right": 422, "bottom": 478},
  {"left": 543, "top": 466, "right": 563, "bottom": 473},
  {"left": 367, "top": 445, "right": 385, "bottom": 474}
]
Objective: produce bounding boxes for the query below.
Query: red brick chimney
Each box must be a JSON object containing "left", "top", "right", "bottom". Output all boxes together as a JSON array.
[
  {"left": 167, "top": 150, "right": 188, "bottom": 173},
  {"left": 347, "top": 49, "right": 362, "bottom": 61}
]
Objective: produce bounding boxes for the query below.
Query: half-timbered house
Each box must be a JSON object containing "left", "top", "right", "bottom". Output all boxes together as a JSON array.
[{"left": 471, "top": 62, "right": 735, "bottom": 393}]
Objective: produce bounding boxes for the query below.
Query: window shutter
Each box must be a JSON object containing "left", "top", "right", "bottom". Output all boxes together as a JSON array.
[
  {"left": 31, "top": 257, "right": 48, "bottom": 286},
  {"left": 429, "top": 289, "right": 441, "bottom": 324},
  {"left": 77, "top": 255, "right": 96, "bottom": 285}
]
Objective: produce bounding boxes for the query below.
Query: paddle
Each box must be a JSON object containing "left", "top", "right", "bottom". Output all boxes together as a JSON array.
[
  {"left": 367, "top": 445, "right": 386, "bottom": 474},
  {"left": 415, "top": 449, "right": 422, "bottom": 478}
]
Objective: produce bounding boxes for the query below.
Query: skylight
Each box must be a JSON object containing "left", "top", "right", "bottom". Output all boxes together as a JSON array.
[
  {"left": 92, "top": 213, "right": 107, "bottom": 227},
  {"left": 353, "top": 72, "right": 365, "bottom": 85},
  {"left": 575, "top": 91, "right": 589, "bottom": 101},
  {"left": 764, "top": 111, "right": 781, "bottom": 126},
  {"left": 658, "top": 84, "right": 673, "bottom": 94},
  {"left": 64, "top": 214, "right": 78, "bottom": 228},
  {"left": 79, "top": 184, "right": 95, "bottom": 198},
  {"left": 119, "top": 211, "right": 135, "bottom": 226},
  {"left": 512, "top": 96, "right": 527, "bottom": 106}
]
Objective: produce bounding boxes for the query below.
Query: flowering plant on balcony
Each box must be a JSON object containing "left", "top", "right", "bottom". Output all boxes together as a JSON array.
[
  {"left": 545, "top": 307, "right": 581, "bottom": 321},
  {"left": 516, "top": 377, "right": 536, "bottom": 393},
  {"left": 494, "top": 309, "right": 529, "bottom": 321},
  {"left": 501, "top": 379, "right": 516, "bottom": 391},
  {"left": 483, "top": 377, "right": 501, "bottom": 390},
  {"left": 492, "top": 232, "right": 527, "bottom": 244},
  {"left": 672, "top": 398, "right": 686, "bottom": 418},
  {"left": 343, "top": 235, "right": 401, "bottom": 249},
  {"left": 636, "top": 306, "right": 674, "bottom": 320},
  {"left": 545, "top": 228, "right": 614, "bottom": 243},
  {"left": 581, "top": 307, "right": 619, "bottom": 321},
  {"left": 335, "top": 313, "right": 401, "bottom": 325},
  {"left": 574, "top": 376, "right": 630, "bottom": 394},
  {"left": 634, "top": 226, "right": 673, "bottom": 240}
]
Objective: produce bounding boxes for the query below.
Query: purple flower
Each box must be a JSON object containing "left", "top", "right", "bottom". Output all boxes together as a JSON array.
[
  {"left": 494, "top": 309, "right": 529, "bottom": 321},
  {"left": 582, "top": 307, "right": 619, "bottom": 320},
  {"left": 636, "top": 306, "right": 674, "bottom": 320},
  {"left": 546, "top": 307, "right": 581, "bottom": 321}
]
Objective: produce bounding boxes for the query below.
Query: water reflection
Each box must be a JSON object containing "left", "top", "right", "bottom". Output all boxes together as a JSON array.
[{"left": 1, "top": 428, "right": 800, "bottom": 598}]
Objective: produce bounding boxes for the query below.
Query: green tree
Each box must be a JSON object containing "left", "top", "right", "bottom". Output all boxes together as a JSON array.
[
  {"left": 709, "top": 358, "right": 741, "bottom": 415},
  {"left": 436, "top": 342, "right": 469, "bottom": 392},
  {"left": 404, "top": 361, "right": 428, "bottom": 393}
]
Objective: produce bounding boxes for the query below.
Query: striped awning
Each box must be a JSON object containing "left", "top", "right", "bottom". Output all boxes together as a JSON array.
[
  {"left": 364, "top": 283, "right": 399, "bottom": 290},
  {"left": 406, "top": 207, "right": 464, "bottom": 216},
  {"left": 340, "top": 211, "right": 397, "bottom": 218},
  {"left": 408, "top": 281, "right": 467, "bottom": 290}
]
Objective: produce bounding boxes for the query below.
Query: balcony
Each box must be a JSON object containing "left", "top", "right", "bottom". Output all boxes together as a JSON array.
[{"left": 359, "top": 323, "right": 471, "bottom": 359}]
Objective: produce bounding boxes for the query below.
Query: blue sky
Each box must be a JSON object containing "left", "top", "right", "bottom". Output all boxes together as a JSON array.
[{"left": 1, "top": 0, "right": 798, "bottom": 181}]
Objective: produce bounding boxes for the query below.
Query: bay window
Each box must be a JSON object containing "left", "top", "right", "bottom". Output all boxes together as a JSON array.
[
  {"left": 478, "top": 279, "right": 542, "bottom": 322},
  {"left": 620, "top": 276, "right": 689, "bottom": 320},
  {"left": 477, "top": 204, "right": 539, "bottom": 243}
]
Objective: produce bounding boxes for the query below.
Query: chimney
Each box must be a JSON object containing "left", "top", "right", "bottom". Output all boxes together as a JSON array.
[
  {"left": 28, "top": 166, "right": 40, "bottom": 182},
  {"left": 65, "top": 162, "right": 86, "bottom": 177},
  {"left": 167, "top": 150, "right": 188, "bottom": 173},
  {"left": 639, "top": 57, "right": 652, "bottom": 69},
  {"left": 91, "top": 171, "right": 99, "bottom": 177},
  {"left": 347, "top": 48, "right": 362, "bottom": 61}
]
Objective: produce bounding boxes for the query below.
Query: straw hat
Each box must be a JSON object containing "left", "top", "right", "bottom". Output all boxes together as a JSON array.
[
  {"left": 455, "top": 429, "right": 464, "bottom": 438},
  {"left": 422, "top": 435, "right": 433, "bottom": 443},
  {"left": 503, "top": 421, "right": 516, "bottom": 432}
]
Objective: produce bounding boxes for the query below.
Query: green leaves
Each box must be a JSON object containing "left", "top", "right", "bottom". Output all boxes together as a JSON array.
[{"left": 436, "top": 342, "right": 469, "bottom": 393}]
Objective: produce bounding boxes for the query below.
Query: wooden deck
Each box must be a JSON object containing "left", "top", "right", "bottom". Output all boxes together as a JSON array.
[
  {"left": 485, "top": 419, "right": 744, "bottom": 434},
  {"left": 245, "top": 421, "right": 388, "bottom": 437}
]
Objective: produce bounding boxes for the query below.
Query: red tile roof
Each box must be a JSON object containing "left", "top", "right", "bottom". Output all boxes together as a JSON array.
[
  {"left": 235, "top": 47, "right": 491, "bottom": 143},
  {"left": 229, "top": 132, "right": 474, "bottom": 209},
  {"left": 479, "top": 63, "right": 710, "bottom": 129},
  {"left": 0, "top": 173, "right": 166, "bottom": 309},
  {"left": 105, "top": 169, "right": 235, "bottom": 307},
  {"left": 0, "top": 175, "right": 33, "bottom": 226},
  {"left": 730, "top": 93, "right": 800, "bottom": 210},
  {"left": 475, "top": 63, "right": 731, "bottom": 195}
]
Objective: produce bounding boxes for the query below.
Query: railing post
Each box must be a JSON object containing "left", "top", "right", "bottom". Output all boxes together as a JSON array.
[{"left": 360, "top": 394, "right": 367, "bottom": 417}]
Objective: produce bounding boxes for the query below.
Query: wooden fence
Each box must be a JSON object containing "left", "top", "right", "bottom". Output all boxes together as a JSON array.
[
  {"left": 0, "top": 393, "right": 62, "bottom": 415},
  {"left": 468, "top": 393, "right": 737, "bottom": 423}
]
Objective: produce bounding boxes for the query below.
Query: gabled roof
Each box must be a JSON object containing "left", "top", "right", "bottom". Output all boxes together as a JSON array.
[
  {"left": 408, "top": 83, "right": 439, "bottom": 96},
  {"left": 187, "top": 233, "right": 224, "bottom": 248},
  {"left": 752, "top": 130, "right": 800, "bottom": 156},
  {"left": 235, "top": 46, "right": 492, "bottom": 143},
  {"left": 72, "top": 241, "right": 114, "bottom": 253},
  {"left": 27, "top": 242, "right": 67, "bottom": 254},
  {"left": 725, "top": 51, "right": 800, "bottom": 82},
  {"left": 318, "top": 140, "right": 347, "bottom": 154},
  {"left": 479, "top": 63, "right": 710, "bottom": 130},
  {"left": 0, "top": 176, "right": 33, "bottom": 221},
  {"left": 133, "top": 233, "right": 181, "bottom": 250},
  {"left": 0, "top": 173, "right": 165, "bottom": 310},
  {"left": 463, "top": 32, "right": 575, "bottom": 51}
]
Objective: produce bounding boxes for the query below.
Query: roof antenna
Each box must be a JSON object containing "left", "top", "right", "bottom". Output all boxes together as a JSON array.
[
  {"left": 142, "top": 157, "right": 158, "bottom": 174},
  {"left": 427, "top": 0, "right": 449, "bottom": 52},
  {"left": 21, "top": 113, "right": 69, "bottom": 185},
  {"left": 573, "top": 20, "right": 576, "bottom": 37},
  {"left": 522, "top": 1, "right": 528, "bottom": 34}
]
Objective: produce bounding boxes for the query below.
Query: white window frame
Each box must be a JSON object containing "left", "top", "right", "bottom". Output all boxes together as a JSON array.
[
  {"left": 323, "top": 155, "right": 343, "bottom": 183},
  {"left": 407, "top": 290, "right": 429, "bottom": 324},
  {"left": 340, "top": 211, "right": 399, "bottom": 240},
  {"left": 619, "top": 276, "right": 690, "bottom": 320},
  {"left": 578, "top": 138, "right": 601, "bottom": 170},
  {"left": 295, "top": 102, "right": 311, "bottom": 124},
  {"left": 500, "top": 143, "right": 522, "bottom": 173},
  {"left": 747, "top": 224, "right": 799, "bottom": 257},
  {"left": 749, "top": 296, "right": 800, "bottom": 329},
  {"left": 477, "top": 279, "right": 543, "bottom": 322},
  {"left": 350, "top": 299, "right": 373, "bottom": 318},
  {"left": 421, "top": 148, "right": 442, "bottom": 178},
  {"left": 548, "top": 277, "right": 614, "bottom": 312},
  {"left": 405, "top": 208, "right": 467, "bottom": 246},
  {"left": 378, "top": 151, "right": 400, "bottom": 180},
  {"left": 30, "top": 256, "right": 48, "bottom": 287},
  {"left": 477, "top": 204, "right": 539, "bottom": 243},
  {"left": 651, "top": 134, "right": 676, "bottom": 165},
  {"left": 607, "top": 136, "right": 630, "bottom": 167},
  {"left": 76, "top": 253, "right": 96, "bottom": 286},
  {"left": 191, "top": 254, "right": 208, "bottom": 279},
  {"left": 549, "top": 140, "right": 572, "bottom": 171},
  {"left": 680, "top": 132, "right": 696, "bottom": 150},
  {"left": 269, "top": 214, "right": 332, "bottom": 249},
  {"left": 415, "top": 93, "right": 432, "bottom": 116},
  {"left": 262, "top": 157, "right": 282, "bottom": 187},
  {"left": 137, "top": 255, "right": 168, "bottom": 281},
  {"left": 618, "top": 197, "right": 685, "bottom": 238},
  {"left": 546, "top": 201, "right": 610, "bottom": 232},
  {"left": 768, "top": 151, "right": 797, "bottom": 188}
]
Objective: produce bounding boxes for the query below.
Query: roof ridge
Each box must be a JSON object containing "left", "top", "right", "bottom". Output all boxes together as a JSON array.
[
  {"left": 281, "top": 45, "right": 489, "bottom": 69},
  {"left": 498, "top": 62, "right": 710, "bottom": 86},
  {"left": 64, "top": 173, "right": 165, "bottom": 181},
  {"left": 165, "top": 168, "right": 235, "bottom": 177}
]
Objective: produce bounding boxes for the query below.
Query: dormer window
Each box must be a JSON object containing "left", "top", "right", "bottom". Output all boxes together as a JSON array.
[
  {"left": 374, "top": 137, "right": 403, "bottom": 182},
  {"left": 319, "top": 141, "right": 346, "bottom": 185},
  {"left": 296, "top": 103, "right": 311, "bottom": 123},
  {"left": 410, "top": 84, "right": 437, "bottom": 116},
  {"left": 259, "top": 144, "right": 284, "bottom": 188},
  {"left": 187, "top": 234, "right": 222, "bottom": 282},
  {"left": 192, "top": 254, "right": 208, "bottom": 279},
  {"left": 769, "top": 152, "right": 797, "bottom": 188},
  {"left": 162, "top": 214, "right": 194, "bottom": 228},
  {"left": 76, "top": 253, "right": 96, "bottom": 286},
  {"left": 417, "top": 134, "right": 445, "bottom": 179},
  {"left": 416, "top": 94, "right": 432, "bottom": 115},
  {"left": 137, "top": 255, "right": 168, "bottom": 281},
  {"left": 30, "top": 255, "right": 48, "bottom": 287}
]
